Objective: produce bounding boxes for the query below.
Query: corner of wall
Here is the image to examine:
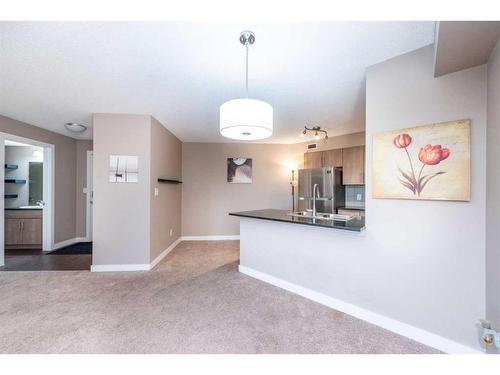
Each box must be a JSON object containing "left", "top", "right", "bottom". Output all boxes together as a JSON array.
[{"left": 486, "top": 39, "right": 500, "bottom": 329}]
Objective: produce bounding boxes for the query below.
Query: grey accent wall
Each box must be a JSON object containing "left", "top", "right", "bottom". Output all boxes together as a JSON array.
[
  {"left": 182, "top": 142, "right": 304, "bottom": 236},
  {"left": 486, "top": 40, "right": 500, "bottom": 332},
  {"left": 181, "top": 134, "right": 367, "bottom": 237},
  {"left": 365, "top": 45, "right": 486, "bottom": 349},
  {"left": 75, "top": 140, "right": 93, "bottom": 238},
  {"left": 0, "top": 115, "right": 77, "bottom": 243},
  {"left": 150, "top": 117, "right": 182, "bottom": 261},
  {"left": 93, "top": 114, "right": 182, "bottom": 266},
  {"left": 93, "top": 114, "right": 151, "bottom": 265}
]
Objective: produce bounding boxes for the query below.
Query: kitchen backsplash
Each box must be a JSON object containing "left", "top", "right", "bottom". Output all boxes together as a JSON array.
[{"left": 345, "top": 185, "right": 365, "bottom": 208}]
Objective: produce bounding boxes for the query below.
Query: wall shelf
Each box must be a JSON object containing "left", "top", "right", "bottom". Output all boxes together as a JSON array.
[
  {"left": 5, "top": 179, "right": 27, "bottom": 184},
  {"left": 5, "top": 164, "right": 18, "bottom": 170},
  {"left": 158, "top": 178, "right": 182, "bottom": 184},
  {"left": 4, "top": 194, "right": 18, "bottom": 199}
]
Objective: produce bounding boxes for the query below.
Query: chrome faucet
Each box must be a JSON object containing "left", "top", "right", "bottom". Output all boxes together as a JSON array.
[{"left": 312, "top": 183, "right": 320, "bottom": 217}]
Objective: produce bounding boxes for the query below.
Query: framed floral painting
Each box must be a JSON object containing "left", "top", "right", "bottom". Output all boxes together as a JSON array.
[{"left": 373, "top": 119, "right": 470, "bottom": 201}]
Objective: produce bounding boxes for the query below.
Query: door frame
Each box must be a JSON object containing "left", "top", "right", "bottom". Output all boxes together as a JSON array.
[
  {"left": 0, "top": 132, "right": 55, "bottom": 266},
  {"left": 85, "top": 150, "right": 93, "bottom": 241}
]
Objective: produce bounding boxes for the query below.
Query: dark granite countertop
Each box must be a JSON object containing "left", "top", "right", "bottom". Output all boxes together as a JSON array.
[
  {"left": 337, "top": 206, "right": 365, "bottom": 211},
  {"left": 5, "top": 207, "right": 43, "bottom": 210},
  {"left": 229, "top": 209, "right": 365, "bottom": 232}
]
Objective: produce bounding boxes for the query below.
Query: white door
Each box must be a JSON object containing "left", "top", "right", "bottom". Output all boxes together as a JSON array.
[{"left": 86, "top": 151, "right": 93, "bottom": 241}]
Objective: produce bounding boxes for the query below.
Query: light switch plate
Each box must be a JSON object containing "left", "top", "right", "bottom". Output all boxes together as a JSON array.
[{"left": 154, "top": 187, "right": 159, "bottom": 196}]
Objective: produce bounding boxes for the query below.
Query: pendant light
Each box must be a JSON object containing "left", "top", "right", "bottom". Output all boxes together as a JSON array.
[{"left": 220, "top": 31, "right": 273, "bottom": 140}]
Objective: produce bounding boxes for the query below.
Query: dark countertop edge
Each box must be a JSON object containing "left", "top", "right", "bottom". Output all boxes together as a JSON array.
[
  {"left": 337, "top": 206, "right": 365, "bottom": 211},
  {"left": 229, "top": 211, "right": 365, "bottom": 232},
  {"left": 5, "top": 208, "right": 43, "bottom": 210}
]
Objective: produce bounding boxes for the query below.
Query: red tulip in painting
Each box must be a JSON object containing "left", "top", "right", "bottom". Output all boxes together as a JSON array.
[
  {"left": 418, "top": 144, "right": 450, "bottom": 165},
  {"left": 394, "top": 133, "right": 451, "bottom": 196}
]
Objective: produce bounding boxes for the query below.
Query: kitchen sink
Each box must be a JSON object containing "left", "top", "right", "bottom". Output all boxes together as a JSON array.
[{"left": 287, "top": 211, "right": 353, "bottom": 221}]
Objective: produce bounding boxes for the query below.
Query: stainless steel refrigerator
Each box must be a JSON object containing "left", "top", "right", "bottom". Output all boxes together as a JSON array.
[{"left": 297, "top": 167, "right": 345, "bottom": 214}]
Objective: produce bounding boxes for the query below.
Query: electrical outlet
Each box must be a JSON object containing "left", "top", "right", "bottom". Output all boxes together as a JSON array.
[
  {"left": 480, "top": 319, "right": 500, "bottom": 349},
  {"left": 356, "top": 193, "right": 362, "bottom": 201},
  {"left": 169, "top": 228, "right": 173, "bottom": 237},
  {"left": 154, "top": 187, "right": 159, "bottom": 196}
]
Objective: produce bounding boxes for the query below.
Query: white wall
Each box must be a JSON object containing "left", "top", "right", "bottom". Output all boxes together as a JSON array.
[
  {"left": 75, "top": 140, "right": 93, "bottom": 238},
  {"left": 240, "top": 45, "right": 487, "bottom": 352},
  {"left": 365, "top": 45, "right": 486, "bottom": 349},
  {"left": 486, "top": 40, "right": 500, "bottom": 331}
]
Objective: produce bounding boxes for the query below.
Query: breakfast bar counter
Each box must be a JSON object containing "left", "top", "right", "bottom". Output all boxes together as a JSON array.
[{"left": 229, "top": 209, "right": 365, "bottom": 232}]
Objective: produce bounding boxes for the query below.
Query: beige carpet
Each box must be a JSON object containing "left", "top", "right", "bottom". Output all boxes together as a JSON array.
[{"left": 0, "top": 240, "right": 440, "bottom": 354}]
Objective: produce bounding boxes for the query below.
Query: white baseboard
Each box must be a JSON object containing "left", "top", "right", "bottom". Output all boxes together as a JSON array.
[
  {"left": 91, "top": 263, "right": 150, "bottom": 272},
  {"left": 238, "top": 265, "right": 482, "bottom": 354},
  {"left": 150, "top": 237, "right": 182, "bottom": 269},
  {"left": 181, "top": 235, "right": 240, "bottom": 241},
  {"left": 92, "top": 237, "right": 182, "bottom": 272},
  {"left": 49, "top": 237, "right": 88, "bottom": 251}
]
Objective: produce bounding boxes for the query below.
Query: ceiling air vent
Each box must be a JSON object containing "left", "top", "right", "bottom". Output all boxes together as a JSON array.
[{"left": 307, "top": 143, "right": 317, "bottom": 150}]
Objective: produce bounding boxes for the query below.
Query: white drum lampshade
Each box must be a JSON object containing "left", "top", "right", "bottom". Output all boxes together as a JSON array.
[{"left": 219, "top": 98, "right": 273, "bottom": 140}]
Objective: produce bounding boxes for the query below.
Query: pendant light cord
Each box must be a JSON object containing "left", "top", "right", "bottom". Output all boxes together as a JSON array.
[{"left": 245, "top": 42, "right": 249, "bottom": 98}]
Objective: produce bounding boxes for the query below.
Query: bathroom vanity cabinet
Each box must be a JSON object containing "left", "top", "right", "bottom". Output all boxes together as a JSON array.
[{"left": 4, "top": 209, "right": 42, "bottom": 249}]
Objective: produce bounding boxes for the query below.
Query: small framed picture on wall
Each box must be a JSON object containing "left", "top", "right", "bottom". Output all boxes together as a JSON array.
[
  {"left": 109, "top": 155, "right": 139, "bottom": 183},
  {"left": 227, "top": 158, "right": 252, "bottom": 184}
]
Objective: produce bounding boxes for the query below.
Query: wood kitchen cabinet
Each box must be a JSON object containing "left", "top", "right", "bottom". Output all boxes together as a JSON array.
[
  {"left": 303, "top": 146, "right": 365, "bottom": 185},
  {"left": 304, "top": 149, "right": 343, "bottom": 169},
  {"left": 321, "top": 149, "right": 343, "bottom": 167},
  {"left": 304, "top": 152, "right": 323, "bottom": 169},
  {"left": 342, "top": 146, "right": 365, "bottom": 185},
  {"left": 4, "top": 209, "right": 42, "bottom": 249}
]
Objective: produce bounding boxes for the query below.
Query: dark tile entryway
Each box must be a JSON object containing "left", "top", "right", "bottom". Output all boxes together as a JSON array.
[{"left": 1, "top": 243, "right": 92, "bottom": 271}]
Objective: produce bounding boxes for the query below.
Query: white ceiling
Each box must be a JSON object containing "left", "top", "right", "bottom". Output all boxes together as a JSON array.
[
  {"left": 0, "top": 22, "right": 435, "bottom": 143},
  {"left": 434, "top": 21, "right": 500, "bottom": 77}
]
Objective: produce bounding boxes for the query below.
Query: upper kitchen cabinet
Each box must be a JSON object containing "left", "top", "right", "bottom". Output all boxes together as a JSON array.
[
  {"left": 342, "top": 146, "right": 365, "bottom": 185},
  {"left": 322, "top": 149, "right": 343, "bottom": 167},
  {"left": 303, "top": 146, "right": 365, "bottom": 185},
  {"left": 304, "top": 152, "right": 323, "bottom": 169},
  {"left": 304, "top": 149, "right": 343, "bottom": 169}
]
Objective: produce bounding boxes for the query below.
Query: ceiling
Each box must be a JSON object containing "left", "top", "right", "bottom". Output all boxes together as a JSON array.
[
  {"left": 0, "top": 22, "right": 435, "bottom": 143},
  {"left": 434, "top": 21, "right": 500, "bottom": 77}
]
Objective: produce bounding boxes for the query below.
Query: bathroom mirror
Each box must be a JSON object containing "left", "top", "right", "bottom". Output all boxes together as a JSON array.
[{"left": 28, "top": 162, "right": 43, "bottom": 205}]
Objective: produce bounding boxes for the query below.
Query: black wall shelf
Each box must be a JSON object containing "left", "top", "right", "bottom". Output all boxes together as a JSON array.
[
  {"left": 5, "top": 164, "right": 18, "bottom": 170},
  {"left": 158, "top": 178, "right": 182, "bottom": 184},
  {"left": 5, "top": 194, "right": 18, "bottom": 199},
  {"left": 5, "top": 179, "right": 27, "bottom": 184}
]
